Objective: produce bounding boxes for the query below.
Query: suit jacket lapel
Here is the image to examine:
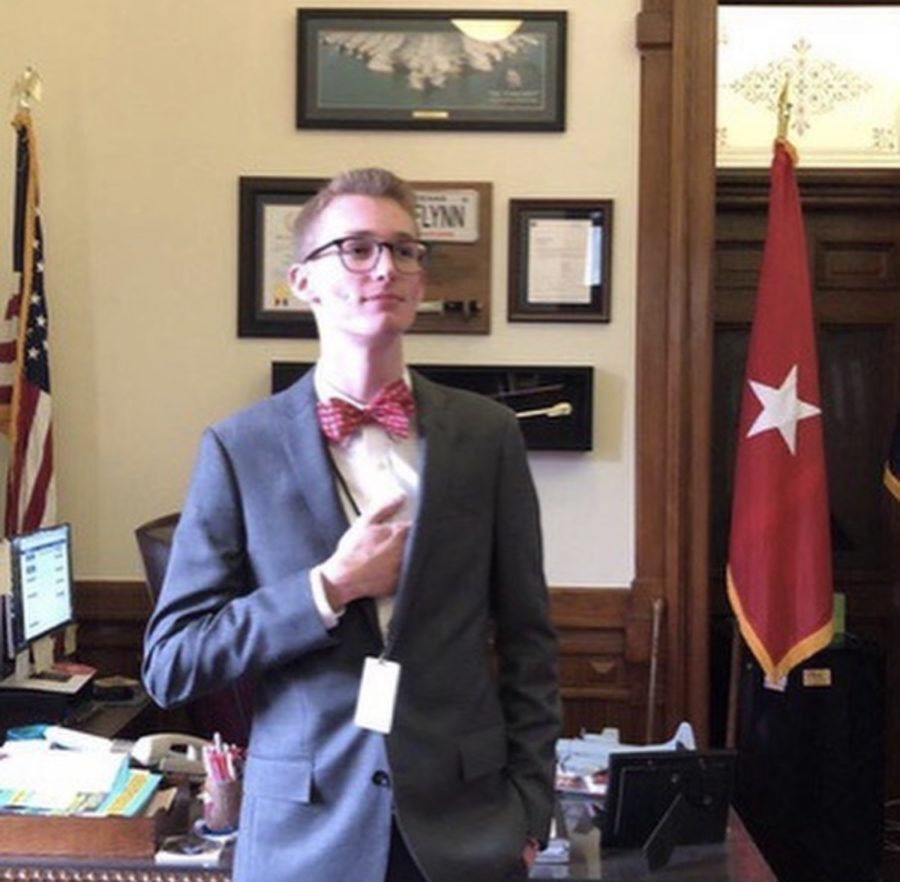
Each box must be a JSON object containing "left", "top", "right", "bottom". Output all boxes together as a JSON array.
[
  {"left": 387, "top": 372, "right": 455, "bottom": 652},
  {"left": 276, "top": 372, "right": 383, "bottom": 643}
]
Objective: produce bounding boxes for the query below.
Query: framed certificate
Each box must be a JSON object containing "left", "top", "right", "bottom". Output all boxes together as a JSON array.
[{"left": 508, "top": 199, "right": 613, "bottom": 322}]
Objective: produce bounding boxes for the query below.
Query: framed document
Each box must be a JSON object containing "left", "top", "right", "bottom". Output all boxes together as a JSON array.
[
  {"left": 508, "top": 199, "right": 613, "bottom": 323},
  {"left": 238, "top": 177, "right": 493, "bottom": 338},
  {"left": 238, "top": 176, "right": 326, "bottom": 338}
]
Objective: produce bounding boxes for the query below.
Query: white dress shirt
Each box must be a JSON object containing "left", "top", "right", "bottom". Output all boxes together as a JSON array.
[{"left": 309, "top": 365, "right": 421, "bottom": 638}]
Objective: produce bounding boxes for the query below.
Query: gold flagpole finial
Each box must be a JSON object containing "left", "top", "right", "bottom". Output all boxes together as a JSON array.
[
  {"left": 776, "top": 74, "right": 792, "bottom": 141},
  {"left": 775, "top": 73, "right": 798, "bottom": 163},
  {"left": 11, "top": 66, "right": 42, "bottom": 112}
]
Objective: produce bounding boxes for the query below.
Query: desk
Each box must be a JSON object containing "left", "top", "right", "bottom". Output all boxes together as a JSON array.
[
  {"left": 533, "top": 799, "right": 777, "bottom": 881},
  {"left": 0, "top": 803, "right": 775, "bottom": 882},
  {"left": 0, "top": 781, "right": 231, "bottom": 882},
  {"left": 65, "top": 691, "right": 155, "bottom": 739},
  {"left": 0, "top": 857, "right": 228, "bottom": 880},
  {"left": 0, "top": 688, "right": 153, "bottom": 740}
]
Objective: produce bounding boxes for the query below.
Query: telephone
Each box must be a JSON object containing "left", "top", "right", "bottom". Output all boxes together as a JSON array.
[{"left": 131, "top": 733, "right": 210, "bottom": 775}]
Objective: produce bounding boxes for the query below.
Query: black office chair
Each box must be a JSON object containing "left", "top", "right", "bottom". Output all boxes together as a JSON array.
[{"left": 135, "top": 513, "right": 253, "bottom": 746}]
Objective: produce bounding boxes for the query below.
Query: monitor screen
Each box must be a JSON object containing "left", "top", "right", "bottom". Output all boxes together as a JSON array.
[{"left": 6, "top": 523, "right": 73, "bottom": 656}]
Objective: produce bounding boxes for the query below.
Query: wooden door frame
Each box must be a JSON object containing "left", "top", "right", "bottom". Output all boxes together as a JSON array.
[
  {"left": 634, "top": 0, "right": 717, "bottom": 741},
  {"left": 634, "top": 1, "right": 899, "bottom": 742}
]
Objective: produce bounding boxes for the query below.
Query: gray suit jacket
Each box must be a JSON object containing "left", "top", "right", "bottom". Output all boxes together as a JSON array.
[{"left": 142, "top": 370, "right": 560, "bottom": 882}]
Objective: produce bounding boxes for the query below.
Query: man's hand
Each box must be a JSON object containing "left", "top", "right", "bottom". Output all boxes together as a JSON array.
[
  {"left": 522, "top": 838, "right": 540, "bottom": 870},
  {"left": 320, "top": 495, "right": 410, "bottom": 610}
]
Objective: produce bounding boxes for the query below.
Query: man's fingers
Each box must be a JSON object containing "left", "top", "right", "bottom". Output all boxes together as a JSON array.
[{"left": 360, "top": 494, "right": 406, "bottom": 526}]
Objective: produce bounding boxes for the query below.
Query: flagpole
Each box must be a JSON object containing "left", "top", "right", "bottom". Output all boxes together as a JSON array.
[
  {"left": 6, "top": 137, "right": 28, "bottom": 475},
  {"left": 773, "top": 74, "right": 800, "bottom": 164},
  {"left": 725, "top": 619, "right": 741, "bottom": 749},
  {"left": 11, "top": 66, "right": 42, "bottom": 111},
  {"left": 776, "top": 74, "right": 791, "bottom": 142},
  {"left": 3, "top": 66, "right": 56, "bottom": 534},
  {"left": 6, "top": 67, "right": 43, "bottom": 453},
  {"left": 644, "top": 597, "right": 664, "bottom": 743}
]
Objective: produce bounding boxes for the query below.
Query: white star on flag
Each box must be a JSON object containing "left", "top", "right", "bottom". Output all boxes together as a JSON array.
[{"left": 747, "top": 364, "right": 821, "bottom": 455}]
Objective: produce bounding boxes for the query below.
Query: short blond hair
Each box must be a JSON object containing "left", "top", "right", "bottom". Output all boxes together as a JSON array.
[{"left": 293, "top": 168, "right": 418, "bottom": 259}]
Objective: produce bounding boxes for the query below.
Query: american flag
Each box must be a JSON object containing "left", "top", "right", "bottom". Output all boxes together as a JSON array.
[{"left": 0, "top": 109, "right": 56, "bottom": 535}]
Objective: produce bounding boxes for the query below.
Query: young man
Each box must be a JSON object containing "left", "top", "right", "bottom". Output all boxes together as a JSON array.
[{"left": 142, "top": 168, "right": 560, "bottom": 882}]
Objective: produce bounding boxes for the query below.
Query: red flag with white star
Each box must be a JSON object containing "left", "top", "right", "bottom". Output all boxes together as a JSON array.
[{"left": 726, "top": 139, "right": 833, "bottom": 684}]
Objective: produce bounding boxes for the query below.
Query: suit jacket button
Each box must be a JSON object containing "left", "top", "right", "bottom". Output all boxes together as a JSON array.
[{"left": 372, "top": 770, "right": 391, "bottom": 787}]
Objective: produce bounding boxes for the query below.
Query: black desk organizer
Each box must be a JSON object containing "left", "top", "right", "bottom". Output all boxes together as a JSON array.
[{"left": 272, "top": 362, "right": 593, "bottom": 452}]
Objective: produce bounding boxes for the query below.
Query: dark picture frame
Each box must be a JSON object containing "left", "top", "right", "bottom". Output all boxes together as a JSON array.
[
  {"left": 602, "top": 750, "right": 736, "bottom": 868},
  {"left": 508, "top": 198, "right": 613, "bottom": 323},
  {"left": 272, "top": 361, "right": 593, "bottom": 451},
  {"left": 238, "top": 176, "right": 494, "bottom": 339},
  {"left": 238, "top": 175, "right": 326, "bottom": 339},
  {"left": 296, "top": 9, "right": 566, "bottom": 131}
]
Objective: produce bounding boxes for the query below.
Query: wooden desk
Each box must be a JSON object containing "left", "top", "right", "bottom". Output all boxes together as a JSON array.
[
  {"left": 0, "top": 687, "right": 153, "bottom": 739},
  {"left": 0, "top": 780, "right": 231, "bottom": 881},
  {"left": 533, "top": 799, "right": 776, "bottom": 881},
  {"left": 65, "top": 691, "right": 155, "bottom": 739},
  {"left": 0, "top": 806, "right": 774, "bottom": 882},
  {"left": 0, "top": 857, "right": 228, "bottom": 880}
]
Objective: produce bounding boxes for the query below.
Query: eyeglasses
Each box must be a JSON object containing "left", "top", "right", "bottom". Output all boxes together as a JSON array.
[{"left": 303, "top": 236, "right": 429, "bottom": 275}]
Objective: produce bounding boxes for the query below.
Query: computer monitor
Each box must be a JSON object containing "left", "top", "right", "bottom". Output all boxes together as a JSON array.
[
  {"left": 601, "top": 748, "right": 736, "bottom": 866},
  {"left": 5, "top": 523, "right": 74, "bottom": 659}
]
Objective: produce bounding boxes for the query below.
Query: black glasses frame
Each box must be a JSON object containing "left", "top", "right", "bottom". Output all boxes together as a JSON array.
[{"left": 303, "top": 236, "right": 429, "bottom": 274}]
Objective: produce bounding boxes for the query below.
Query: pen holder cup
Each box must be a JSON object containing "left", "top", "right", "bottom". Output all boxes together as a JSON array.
[{"left": 202, "top": 776, "right": 243, "bottom": 834}]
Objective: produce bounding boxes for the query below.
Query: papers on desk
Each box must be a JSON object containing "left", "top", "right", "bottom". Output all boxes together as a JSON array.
[
  {"left": 534, "top": 837, "right": 571, "bottom": 865},
  {"left": 555, "top": 721, "right": 696, "bottom": 797},
  {"left": 0, "top": 741, "right": 161, "bottom": 816}
]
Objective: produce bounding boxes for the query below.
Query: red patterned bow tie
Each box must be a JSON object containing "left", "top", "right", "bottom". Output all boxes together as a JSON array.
[{"left": 317, "top": 379, "right": 416, "bottom": 443}]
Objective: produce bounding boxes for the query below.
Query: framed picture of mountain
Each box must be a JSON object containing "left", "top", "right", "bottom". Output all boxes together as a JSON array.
[{"left": 296, "top": 9, "right": 566, "bottom": 131}]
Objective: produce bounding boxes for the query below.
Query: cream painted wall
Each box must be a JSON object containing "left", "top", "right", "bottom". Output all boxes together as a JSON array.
[{"left": 0, "top": 0, "right": 639, "bottom": 587}]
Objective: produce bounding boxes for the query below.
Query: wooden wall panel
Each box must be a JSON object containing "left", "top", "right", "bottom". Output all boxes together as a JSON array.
[
  {"left": 551, "top": 588, "right": 664, "bottom": 741},
  {"left": 76, "top": 582, "right": 659, "bottom": 744},
  {"left": 74, "top": 580, "right": 151, "bottom": 679}
]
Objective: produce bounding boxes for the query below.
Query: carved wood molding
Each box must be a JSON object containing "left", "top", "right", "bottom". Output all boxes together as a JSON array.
[{"left": 718, "top": 169, "right": 900, "bottom": 210}]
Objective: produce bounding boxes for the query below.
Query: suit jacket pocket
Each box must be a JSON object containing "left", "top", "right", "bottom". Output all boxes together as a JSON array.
[
  {"left": 244, "top": 754, "right": 313, "bottom": 803},
  {"left": 459, "top": 725, "right": 508, "bottom": 781}
]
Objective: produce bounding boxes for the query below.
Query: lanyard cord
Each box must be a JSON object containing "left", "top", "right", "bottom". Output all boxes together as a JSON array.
[
  {"left": 325, "top": 446, "right": 403, "bottom": 654},
  {"left": 325, "top": 447, "right": 362, "bottom": 518}
]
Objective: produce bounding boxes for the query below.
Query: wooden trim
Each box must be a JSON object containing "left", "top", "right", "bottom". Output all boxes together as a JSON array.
[
  {"left": 74, "top": 579, "right": 152, "bottom": 623},
  {"left": 634, "top": 0, "right": 717, "bottom": 742},
  {"left": 75, "top": 582, "right": 655, "bottom": 742},
  {"left": 85, "top": 582, "right": 636, "bottom": 625},
  {"left": 0, "top": 864, "right": 228, "bottom": 881},
  {"left": 635, "top": 10, "right": 672, "bottom": 47},
  {"left": 549, "top": 586, "right": 628, "bottom": 628},
  {"left": 719, "top": 169, "right": 900, "bottom": 210}
]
